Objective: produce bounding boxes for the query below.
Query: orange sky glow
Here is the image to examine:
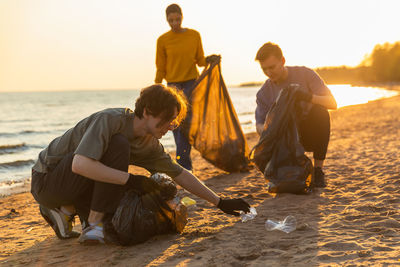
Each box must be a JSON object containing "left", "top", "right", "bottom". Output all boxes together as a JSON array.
[{"left": 0, "top": 0, "right": 399, "bottom": 92}]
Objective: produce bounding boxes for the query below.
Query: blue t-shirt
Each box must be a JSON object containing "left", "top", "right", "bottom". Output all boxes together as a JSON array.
[{"left": 255, "top": 66, "right": 333, "bottom": 125}]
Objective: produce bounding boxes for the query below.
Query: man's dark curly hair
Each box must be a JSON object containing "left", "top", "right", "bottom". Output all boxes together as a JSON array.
[
  {"left": 134, "top": 84, "right": 187, "bottom": 127},
  {"left": 166, "top": 4, "right": 182, "bottom": 17}
]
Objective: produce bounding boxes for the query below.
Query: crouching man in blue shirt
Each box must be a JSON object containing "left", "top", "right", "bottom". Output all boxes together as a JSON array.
[{"left": 254, "top": 42, "right": 337, "bottom": 188}]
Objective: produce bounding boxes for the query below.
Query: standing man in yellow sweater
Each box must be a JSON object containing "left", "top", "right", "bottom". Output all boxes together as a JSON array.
[{"left": 155, "top": 3, "right": 216, "bottom": 172}]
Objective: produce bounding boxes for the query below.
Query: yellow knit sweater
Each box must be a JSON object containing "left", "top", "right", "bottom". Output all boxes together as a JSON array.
[{"left": 155, "top": 29, "right": 206, "bottom": 83}]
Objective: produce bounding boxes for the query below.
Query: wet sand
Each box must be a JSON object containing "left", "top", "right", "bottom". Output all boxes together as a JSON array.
[{"left": 1, "top": 94, "right": 400, "bottom": 266}]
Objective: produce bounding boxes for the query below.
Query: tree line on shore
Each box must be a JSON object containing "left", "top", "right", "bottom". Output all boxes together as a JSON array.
[{"left": 315, "top": 41, "right": 400, "bottom": 85}]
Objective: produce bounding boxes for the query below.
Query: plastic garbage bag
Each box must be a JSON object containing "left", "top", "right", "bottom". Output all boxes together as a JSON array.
[
  {"left": 250, "top": 86, "right": 313, "bottom": 194},
  {"left": 105, "top": 173, "right": 187, "bottom": 246},
  {"left": 185, "top": 56, "right": 249, "bottom": 172}
]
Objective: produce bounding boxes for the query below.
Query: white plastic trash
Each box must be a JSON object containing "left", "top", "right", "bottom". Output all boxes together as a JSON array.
[
  {"left": 239, "top": 207, "right": 257, "bottom": 222},
  {"left": 264, "top": 215, "right": 297, "bottom": 233}
]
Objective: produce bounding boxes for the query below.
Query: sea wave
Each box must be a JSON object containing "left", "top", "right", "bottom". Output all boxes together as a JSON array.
[
  {"left": 0, "top": 159, "right": 35, "bottom": 169},
  {"left": 0, "top": 143, "right": 27, "bottom": 151},
  {"left": 0, "top": 130, "right": 51, "bottom": 137},
  {"left": 20, "top": 130, "right": 35, "bottom": 134},
  {"left": 0, "top": 132, "right": 17, "bottom": 137},
  {"left": 0, "top": 119, "right": 34, "bottom": 123},
  {"left": 0, "top": 143, "right": 44, "bottom": 155},
  {"left": 0, "top": 180, "right": 31, "bottom": 197},
  {"left": 238, "top": 111, "right": 254, "bottom": 116}
]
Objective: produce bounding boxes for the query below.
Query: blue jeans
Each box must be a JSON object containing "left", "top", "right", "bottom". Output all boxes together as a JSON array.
[{"left": 168, "top": 79, "right": 196, "bottom": 171}]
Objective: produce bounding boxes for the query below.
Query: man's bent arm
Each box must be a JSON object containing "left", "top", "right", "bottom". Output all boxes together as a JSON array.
[
  {"left": 72, "top": 154, "right": 129, "bottom": 185},
  {"left": 73, "top": 155, "right": 221, "bottom": 205},
  {"left": 173, "top": 169, "right": 220, "bottom": 206},
  {"left": 311, "top": 94, "right": 337, "bottom": 110}
]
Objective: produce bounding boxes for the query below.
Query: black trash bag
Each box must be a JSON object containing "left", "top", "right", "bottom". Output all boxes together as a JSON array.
[
  {"left": 150, "top": 173, "right": 177, "bottom": 201},
  {"left": 105, "top": 173, "right": 186, "bottom": 246},
  {"left": 250, "top": 86, "right": 314, "bottom": 194},
  {"left": 184, "top": 56, "right": 249, "bottom": 172}
]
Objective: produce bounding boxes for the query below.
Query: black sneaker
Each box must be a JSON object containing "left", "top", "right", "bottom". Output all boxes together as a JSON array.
[
  {"left": 314, "top": 167, "right": 326, "bottom": 188},
  {"left": 39, "top": 205, "right": 80, "bottom": 239}
]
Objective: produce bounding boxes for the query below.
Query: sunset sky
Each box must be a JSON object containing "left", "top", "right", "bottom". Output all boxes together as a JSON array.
[{"left": 0, "top": 0, "right": 399, "bottom": 92}]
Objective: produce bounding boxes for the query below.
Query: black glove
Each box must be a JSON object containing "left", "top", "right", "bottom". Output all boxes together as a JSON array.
[
  {"left": 217, "top": 198, "right": 250, "bottom": 216},
  {"left": 294, "top": 89, "right": 313, "bottom": 102},
  {"left": 205, "top": 54, "right": 221, "bottom": 64},
  {"left": 125, "top": 174, "right": 160, "bottom": 194}
]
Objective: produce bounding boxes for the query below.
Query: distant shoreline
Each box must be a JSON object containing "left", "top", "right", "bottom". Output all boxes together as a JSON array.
[
  {"left": 236, "top": 82, "right": 264, "bottom": 87},
  {"left": 0, "top": 181, "right": 30, "bottom": 198},
  {"left": 237, "top": 81, "right": 400, "bottom": 91}
]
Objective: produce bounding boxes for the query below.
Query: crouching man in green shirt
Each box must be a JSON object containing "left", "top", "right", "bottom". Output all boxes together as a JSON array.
[{"left": 31, "top": 84, "right": 250, "bottom": 245}]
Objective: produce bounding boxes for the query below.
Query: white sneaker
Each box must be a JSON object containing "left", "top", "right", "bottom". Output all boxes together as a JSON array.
[{"left": 78, "top": 223, "right": 105, "bottom": 245}]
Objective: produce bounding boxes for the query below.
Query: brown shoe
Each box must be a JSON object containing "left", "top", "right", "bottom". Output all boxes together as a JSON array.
[{"left": 314, "top": 167, "right": 326, "bottom": 188}]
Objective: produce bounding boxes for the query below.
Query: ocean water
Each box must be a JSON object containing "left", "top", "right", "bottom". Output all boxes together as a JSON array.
[{"left": 0, "top": 85, "right": 397, "bottom": 186}]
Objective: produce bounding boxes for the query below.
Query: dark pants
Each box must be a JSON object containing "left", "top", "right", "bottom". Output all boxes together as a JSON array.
[
  {"left": 297, "top": 105, "right": 331, "bottom": 161},
  {"left": 31, "top": 134, "right": 130, "bottom": 221},
  {"left": 168, "top": 79, "right": 196, "bottom": 171}
]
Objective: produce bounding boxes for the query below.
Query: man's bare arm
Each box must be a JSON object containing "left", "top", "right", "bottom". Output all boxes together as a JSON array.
[
  {"left": 71, "top": 154, "right": 129, "bottom": 185},
  {"left": 173, "top": 169, "right": 220, "bottom": 206}
]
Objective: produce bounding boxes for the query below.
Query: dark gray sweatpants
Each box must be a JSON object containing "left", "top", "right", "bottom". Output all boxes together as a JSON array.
[{"left": 31, "top": 134, "right": 130, "bottom": 220}]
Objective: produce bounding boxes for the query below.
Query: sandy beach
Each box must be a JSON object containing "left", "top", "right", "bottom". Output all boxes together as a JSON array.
[{"left": 1, "top": 93, "right": 400, "bottom": 266}]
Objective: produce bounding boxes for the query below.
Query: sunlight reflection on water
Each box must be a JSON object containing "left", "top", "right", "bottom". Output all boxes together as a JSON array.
[
  {"left": 329, "top": 84, "right": 398, "bottom": 108},
  {"left": 229, "top": 84, "right": 399, "bottom": 135}
]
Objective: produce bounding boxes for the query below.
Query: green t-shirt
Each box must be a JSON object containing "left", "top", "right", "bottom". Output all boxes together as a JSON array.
[{"left": 32, "top": 108, "right": 183, "bottom": 178}]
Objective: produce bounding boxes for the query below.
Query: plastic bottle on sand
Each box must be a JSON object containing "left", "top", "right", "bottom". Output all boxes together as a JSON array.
[
  {"left": 180, "top": 196, "right": 196, "bottom": 207},
  {"left": 264, "top": 215, "right": 297, "bottom": 233}
]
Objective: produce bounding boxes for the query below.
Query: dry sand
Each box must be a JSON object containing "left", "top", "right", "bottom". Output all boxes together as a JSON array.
[{"left": 1, "top": 94, "right": 400, "bottom": 266}]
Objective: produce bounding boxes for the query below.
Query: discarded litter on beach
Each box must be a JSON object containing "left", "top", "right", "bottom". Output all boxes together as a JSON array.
[
  {"left": 180, "top": 196, "right": 197, "bottom": 207},
  {"left": 264, "top": 215, "right": 297, "bottom": 233},
  {"left": 240, "top": 207, "right": 257, "bottom": 222}
]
